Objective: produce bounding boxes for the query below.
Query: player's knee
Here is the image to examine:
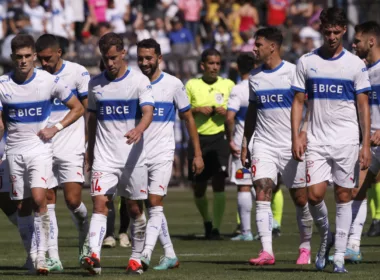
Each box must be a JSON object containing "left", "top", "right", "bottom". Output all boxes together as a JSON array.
[
  {"left": 64, "top": 192, "right": 81, "bottom": 210},
  {"left": 46, "top": 188, "right": 56, "bottom": 204},
  {"left": 294, "top": 196, "right": 308, "bottom": 207},
  {"left": 126, "top": 199, "right": 143, "bottom": 219},
  {"left": 92, "top": 197, "right": 109, "bottom": 215},
  {"left": 193, "top": 182, "right": 207, "bottom": 198},
  {"left": 334, "top": 188, "right": 352, "bottom": 203},
  {"left": 148, "top": 194, "right": 163, "bottom": 207}
]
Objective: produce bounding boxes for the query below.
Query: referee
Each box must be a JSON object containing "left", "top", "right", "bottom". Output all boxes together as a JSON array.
[{"left": 186, "top": 48, "right": 235, "bottom": 239}]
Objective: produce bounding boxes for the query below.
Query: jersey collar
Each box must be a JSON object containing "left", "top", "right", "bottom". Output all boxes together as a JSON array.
[
  {"left": 367, "top": 59, "right": 380, "bottom": 69},
  {"left": 54, "top": 60, "right": 66, "bottom": 75},
  {"left": 11, "top": 69, "right": 37, "bottom": 85},
  {"left": 261, "top": 61, "right": 284, "bottom": 73},
  {"left": 104, "top": 67, "right": 131, "bottom": 82},
  {"left": 151, "top": 72, "right": 164, "bottom": 85},
  {"left": 316, "top": 48, "right": 345, "bottom": 61}
]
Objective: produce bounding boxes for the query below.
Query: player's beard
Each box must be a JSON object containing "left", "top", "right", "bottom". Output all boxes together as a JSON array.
[{"left": 144, "top": 61, "right": 159, "bottom": 79}]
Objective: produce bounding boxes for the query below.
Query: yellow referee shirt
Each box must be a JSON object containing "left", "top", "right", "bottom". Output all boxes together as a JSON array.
[{"left": 186, "top": 76, "right": 235, "bottom": 135}]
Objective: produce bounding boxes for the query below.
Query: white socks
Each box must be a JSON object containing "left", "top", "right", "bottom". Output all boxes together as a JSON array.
[
  {"left": 309, "top": 201, "right": 330, "bottom": 254},
  {"left": 296, "top": 204, "right": 313, "bottom": 250},
  {"left": 158, "top": 215, "right": 176, "bottom": 258},
  {"left": 334, "top": 201, "right": 353, "bottom": 263},
  {"left": 7, "top": 212, "right": 18, "bottom": 226},
  {"left": 142, "top": 206, "right": 163, "bottom": 260},
  {"left": 237, "top": 192, "right": 252, "bottom": 235},
  {"left": 256, "top": 201, "right": 273, "bottom": 256},
  {"left": 69, "top": 202, "right": 89, "bottom": 250},
  {"left": 130, "top": 212, "right": 146, "bottom": 263},
  {"left": 34, "top": 212, "right": 50, "bottom": 260},
  {"left": 347, "top": 199, "right": 367, "bottom": 252},
  {"left": 47, "top": 204, "right": 60, "bottom": 260},
  {"left": 17, "top": 214, "right": 35, "bottom": 261},
  {"left": 89, "top": 213, "right": 107, "bottom": 258}
]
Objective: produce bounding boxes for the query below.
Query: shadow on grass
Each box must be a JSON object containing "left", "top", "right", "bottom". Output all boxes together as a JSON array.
[{"left": 228, "top": 267, "right": 316, "bottom": 273}]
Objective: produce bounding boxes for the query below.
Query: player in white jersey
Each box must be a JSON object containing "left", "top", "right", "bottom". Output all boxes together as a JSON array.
[
  {"left": 136, "top": 39, "right": 204, "bottom": 271},
  {"left": 240, "top": 27, "right": 313, "bottom": 266},
  {"left": 35, "top": 34, "right": 90, "bottom": 271},
  {"left": 83, "top": 32, "right": 154, "bottom": 276},
  {"left": 0, "top": 34, "right": 84, "bottom": 275},
  {"left": 291, "top": 8, "right": 372, "bottom": 273},
  {"left": 225, "top": 53, "right": 256, "bottom": 241}
]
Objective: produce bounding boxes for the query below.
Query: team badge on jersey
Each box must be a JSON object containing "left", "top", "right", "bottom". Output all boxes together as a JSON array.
[{"left": 215, "top": 93, "right": 224, "bottom": 104}]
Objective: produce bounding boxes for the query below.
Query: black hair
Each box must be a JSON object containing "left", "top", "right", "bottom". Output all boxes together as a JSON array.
[
  {"left": 98, "top": 32, "right": 124, "bottom": 54},
  {"left": 201, "top": 48, "right": 221, "bottom": 62},
  {"left": 254, "top": 27, "right": 283, "bottom": 47},
  {"left": 237, "top": 52, "right": 256, "bottom": 75},
  {"left": 35, "top": 34, "right": 60, "bottom": 52},
  {"left": 137, "top": 38, "right": 161, "bottom": 56},
  {"left": 319, "top": 7, "right": 348, "bottom": 27},
  {"left": 355, "top": 21, "right": 380, "bottom": 41},
  {"left": 11, "top": 34, "right": 35, "bottom": 53}
]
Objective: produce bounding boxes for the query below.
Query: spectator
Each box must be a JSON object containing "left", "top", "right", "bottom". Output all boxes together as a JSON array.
[
  {"left": 214, "top": 24, "right": 231, "bottom": 54},
  {"left": 66, "top": 0, "right": 86, "bottom": 40},
  {"left": 88, "top": 0, "right": 108, "bottom": 25},
  {"left": 7, "top": 0, "right": 24, "bottom": 35},
  {"left": 23, "top": 0, "right": 46, "bottom": 35},
  {"left": 178, "top": 0, "right": 203, "bottom": 40},
  {"left": 114, "top": 0, "right": 131, "bottom": 24},
  {"left": 267, "top": 0, "right": 290, "bottom": 27},
  {"left": 289, "top": 0, "right": 313, "bottom": 27},
  {"left": 237, "top": 0, "right": 259, "bottom": 34},
  {"left": 299, "top": 18, "right": 322, "bottom": 49},
  {"left": 106, "top": 0, "right": 127, "bottom": 35},
  {"left": 150, "top": 17, "right": 171, "bottom": 55},
  {"left": 0, "top": 1, "right": 6, "bottom": 41},
  {"left": 283, "top": 34, "right": 304, "bottom": 64},
  {"left": 75, "top": 30, "right": 100, "bottom": 65}
]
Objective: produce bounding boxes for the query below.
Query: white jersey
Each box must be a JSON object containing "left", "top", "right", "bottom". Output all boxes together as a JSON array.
[
  {"left": 368, "top": 60, "right": 380, "bottom": 134},
  {"left": 23, "top": 3, "right": 46, "bottom": 33},
  {"left": 0, "top": 69, "right": 72, "bottom": 155},
  {"left": 292, "top": 49, "right": 371, "bottom": 145},
  {"left": 144, "top": 72, "right": 190, "bottom": 164},
  {"left": 48, "top": 60, "right": 89, "bottom": 155},
  {"left": 249, "top": 61, "right": 295, "bottom": 148},
  {"left": 88, "top": 68, "right": 155, "bottom": 171},
  {"left": 227, "top": 79, "right": 249, "bottom": 148}
]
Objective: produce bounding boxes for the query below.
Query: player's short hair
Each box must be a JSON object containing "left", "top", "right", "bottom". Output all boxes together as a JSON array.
[
  {"left": 35, "top": 34, "right": 60, "bottom": 52},
  {"left": 319, "top": 7, "right": 348, "bottom": 27},
  {"left": 98, "top": 32, "right": 124, "bottom": 54},
  {"left": 254, "top": 27, "right": 283, "bottom": 47},
  {"left": 137, "top": 38, "right": 161, "bottom": 56},
  {"left": 201, "top": 48, "right": 221, "bottom": 62},
  {"left": 237, "top": 52, "right": 256, "bottom": 75},
  {"left": 355, "top": 21, "right": 380, "bottom": 40},
  {"left": 11, "top": 34, "right": 35, "bottom": 53}
]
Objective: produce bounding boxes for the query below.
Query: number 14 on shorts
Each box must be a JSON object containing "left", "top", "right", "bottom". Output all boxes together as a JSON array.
[{"left": 91, "top": 179, "right": 102, "bottom": 193}]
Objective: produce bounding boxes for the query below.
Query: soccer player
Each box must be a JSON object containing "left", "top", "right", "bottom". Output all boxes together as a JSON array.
[
  {"left": 137, "top": 38, "right": 204, "bottom": 270},
  {"left": 0, "top": 34, "right": 84, "bottom": 275},
  {"left": 35, "top": 34, "right": 90, "bottom": 271},
  {"left": 83, "top": 32, "right": 154, "bottom": 275},
  {"left": 225, "top": 52, "right": 256, "bottom": 241},
  {"left": 241, "top": 27, "right": 313, "bottom": 266},
  {"left": 186, "top": 48, "right": 235, "bottom": 239},
  {"left": 291, "top": 8, "right": 371, "bottom": 273}
]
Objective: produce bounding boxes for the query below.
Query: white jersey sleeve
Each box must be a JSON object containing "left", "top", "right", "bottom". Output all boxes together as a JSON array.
[
  {"left": 228, "top": 86, "right": 242, "bottom": 112},
  {"left": 138, "top": 78, "right": 155, "bottom": 108},
  {"left": 291, "top": 56, "right": 307, "bottom": 93},
  {"left": 51, "top": 76, "right": 74, "bottom": 104},
  {"left": 75, "top": 66, "right": 90, "bottom": 100},
  {"left": 174, "top": 83, "right": 191, "bottom": 112},
  {"left": 354, "top": 61, "right": 371, "bottom": 94}
]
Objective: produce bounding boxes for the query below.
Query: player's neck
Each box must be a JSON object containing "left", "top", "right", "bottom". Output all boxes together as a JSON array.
[
  {"left": 263, "top": 55, "right": 282, "bottom": 71},
  {"left": 150, "top": 69, "right": 162, "bottom": 83},
  {"left": 320, "top": 44, "right": 344, "bottom": 59},
  {"left": 13, "top": 68, "right": 34, "bottom": 83},
  {"left": 202, "top": 75, "right": 218, "bottom": 84},
  {"left": 53, "top": 59, "right": 64, "bottom": 74},
  {"left": 107, "top": 63, "right": 127, "bottom": 80},
  {"left": 240, "top": 73, "right": 250, "bottom": 80},
  {"left": 366, "top": 50, "right": 380, "bottom": 66}
]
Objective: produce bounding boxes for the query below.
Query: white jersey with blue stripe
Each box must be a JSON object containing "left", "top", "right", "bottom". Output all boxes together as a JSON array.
[
  {"left": 0, "top": 69, "right": 73, "bottom": 155},
  {"left": 144, "top": 72, "right": 190, "bottom": 163},
  {"left": 292, "top": 49, "right": 371, "bottom": 145},
  {"left": 368, "top": 60, "right": 380, "bottom": 134},
  {"left": 227, "top": 79, "right": 249, "bottom": 148},
  {"left": 88, "top": 68, "right": 155, "bottom": 171},
  {"left": 48, "top": 60, "right": 90, "bottom": 155},
  {"left": 248, "top": 61, "right": 295, "bottom": 148}
]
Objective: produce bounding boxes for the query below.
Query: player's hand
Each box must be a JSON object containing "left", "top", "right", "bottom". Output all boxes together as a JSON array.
[
  {"left": 359, "top": 145, "right": 371, "bottom": 170},
  {"left": 214, "top": 106, "right": 226, "bottom": 116},
  {"left": 241, "top": 142, "right": 248, "bottom": 167},
  {"left": 37, "top": 127, "right": 59, "bottom": 142},
  {"left": 229, "top": 140, "right": 240, "bottom": 157},
  {"left": 197, "top": 107, "right": 213, "bottom": 116},
  {"left": 124, "top": 128, "right": 143, "bottom": 145},
  {"left": 192, "top": 156, "right": 204, "bottom": 175},
  {"left": 371, "top": 130, "right": 380, "bottom": 146},
  {"left": 292, "top": 133, "right": 306, "bottom": 162}
]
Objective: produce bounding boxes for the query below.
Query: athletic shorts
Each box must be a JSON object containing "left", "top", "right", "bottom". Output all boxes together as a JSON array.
[
  {"left": 230, "top": 156, "right": 252, "bottom": 186},
  {"left": 0, "top": 159, "right": 10, "bottom": 193},
  {"left": 188, "top": 132, "right": 229, "bottom": 182},
  {"left": 7, "top": 153, "right": 52, "bottom": 200},
  {"left": 48, "top": 153, "right": 85, "bottom": 189},
  {"left": 251, "top": 145, "right": 306, "bottom": 188},
  {"left": 306, "top": 144, "right": 359, "bottom": 189},
  {"left": 90, "top": 165, "right": 148, "bottom": 200},
  {"left": 369, "top": 146, "right": 380, "bottom": 174},
  {"left": 147, "top": 161, "right": 173, "bottom": 196}
]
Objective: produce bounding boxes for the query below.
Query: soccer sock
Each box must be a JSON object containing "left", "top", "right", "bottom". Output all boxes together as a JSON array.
[
  {"left": 236, "top": 212, "right": 241, "bottom": 226},
  {"left": 119, "top": 197, "right": 129, "bottom": 234},
  {"left": 69, "top": 202, "right": 89, "bottom": 251},
  {"left": 348, "top": 199, "right": 367, "bottom": 252},
  {"left": 35, "top": 212, "right": 50, "bottom": 260},
  {"left": 374, "top": 183, "right": 380, "bottom": 220},
  {"left": 7, "top": 211, "right": 18, "bottom": 226},
  {"left": 47, "top": 204, "right": 59, "bottom": 260},
  {"left": 17, "top": 215, "right": 35, "bottom": 261},
  {"left": 88, "top": 213, "right": 107, "bottom": 258},
  {"left": 194, "top": 195, "right": 211, "bottom": 222},
  {"left": 106, "top": 202, "right": 115, "bottom": 238},
  {"left": 130, "top": 212, "right": 146, "bottom": 263},
  {"left": 237, "top": 192, "right": 252, "bottom": 235},
  {"left": 271, "top": 188, "right": 284, "bottom": 227},
  {"left": 142, "top": 206, "right": 163, "bottom": 260},
  {"left": 158, "top": 215, "right": 176, "bottom": 258},
  {"left": 213, "top": 192, "right": 226, "bottom": 230},
  {"left": 309, "top": 201, "right": 330, "bottom": 252},
  {"left": 256, "top": 201, "right": 273, "bottom": 256},
  {"left": 334, "top": 201, "right": 353, "bottom": 263},
  {"left": 296, "top": 204, "right": 313, "bottom": 250},
  {"left": 368, "top": 186, "right": 376, "bottom": 219}
]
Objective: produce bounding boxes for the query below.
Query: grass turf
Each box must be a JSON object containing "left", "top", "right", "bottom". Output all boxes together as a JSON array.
[{"left": 1, "top": 187, "right": 380, "bottom": 279}]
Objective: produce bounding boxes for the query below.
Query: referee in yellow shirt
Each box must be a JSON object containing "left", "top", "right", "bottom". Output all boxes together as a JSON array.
[{"left": 186, "top": 48, "right": 235, "bottom": 239}]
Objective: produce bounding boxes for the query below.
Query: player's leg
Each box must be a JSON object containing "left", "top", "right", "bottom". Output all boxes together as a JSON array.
[
  {"left": 0, "top": 192, "right": 18, "bottom": 226},
  {"left": 367, "top": 170, "right": 380, "bottom": 237},
  {"left": 103, "top": 200, "right": 116, "bottom": 248},
  {"left": 192, "top": 179, "right": 211, "bottom": 238},
  {"left": 118, "top": 196, "right": 131, "bottom": 247},
  {"left": 271, "top": 181, "right": 283, "bottom": 238}
]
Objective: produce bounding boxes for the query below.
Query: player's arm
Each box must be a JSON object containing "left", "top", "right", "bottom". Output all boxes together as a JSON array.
[
  {"left": 180, "top": 110, "right": 204, "bottom": 175},
  {"left": 186, "top": 82, "right": 213, "bottom": 116},
  {"left": 0, "top": 111, "right": 4, "bottom": 141},
  {"left": 291, "top": 91, "right": 306, "bottom": 161},
  {"left": 125, "top": 105, "right": 153, "bottom": 145},
  {"left": 225, "top": 110, "right": 239, "bottom": 157},
  {"left": 357, "top": 93, "right": 371, "bottom": 170},
  {"left": 86, "top": 111, "right": 97, "bottom": 171},
  {"left": 241, "top": 101, "right": 257, "bottom": 166}
]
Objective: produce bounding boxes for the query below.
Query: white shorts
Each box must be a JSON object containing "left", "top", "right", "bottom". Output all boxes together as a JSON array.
[
  {"left": 0, "top": 159, "right": 10, "bottom": 193},
  {"left": 48, "top": 153, "right": 85, "bottom": 189},
  {"left": 306, "top": 145, "right": 359, "bottom": 189},
  {"left": 251, "top": 146, "right": 306, "bottom": 188},
  {"left": 147, "top": 161, "right": 173, "bottom": 196},
  {"left": 7, "top": 153, "right": 52, "bottom": 200},
  {"left": 90, "top": 165, "right": 148, "bottom": 200},
  {"left": 230, "top": 156, "right": 252, "bottom": 186},
  {"left": 369, "top": 146, "right": 380, "bottom": 174}
]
